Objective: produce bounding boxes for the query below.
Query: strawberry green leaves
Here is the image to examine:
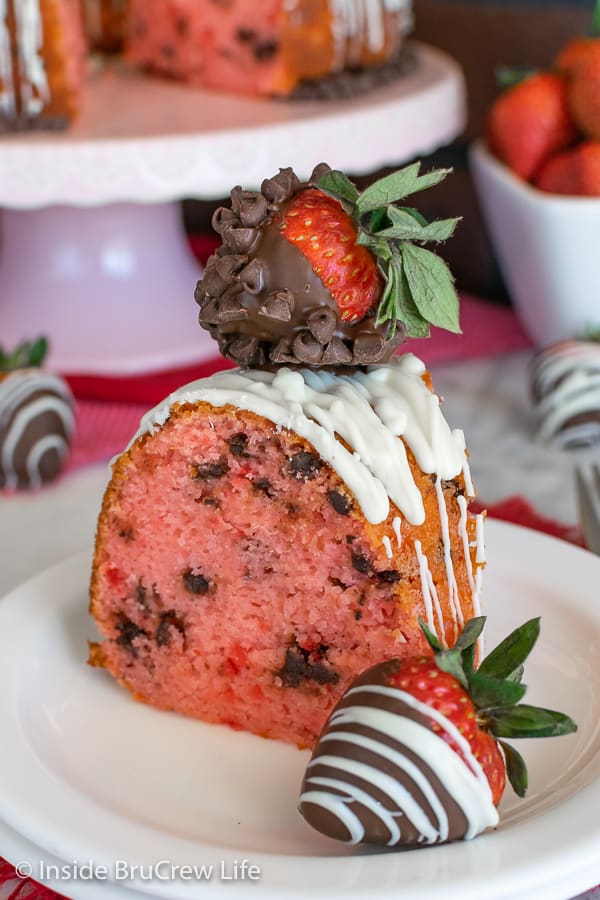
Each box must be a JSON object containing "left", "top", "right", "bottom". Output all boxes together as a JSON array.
[
  {"left": 315, "top": 163, "right": 461, "bottom": 339},
  {"left": 0, "top": 337, "right": 48, "bottom": 372},
  {"left": 418, "top": 616, "right": 577, "bottom": 799}
]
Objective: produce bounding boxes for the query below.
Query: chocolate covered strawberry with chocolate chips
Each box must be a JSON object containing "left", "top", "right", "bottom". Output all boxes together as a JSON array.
[{"left": 195, "top": 162, "right": 462, "bottom": 368}]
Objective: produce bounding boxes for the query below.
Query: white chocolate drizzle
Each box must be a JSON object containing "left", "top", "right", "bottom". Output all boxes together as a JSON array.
[
  {"left": 414, "top": 539, "right": 445, "bottom": 645},
  {"left": 0, "top": 0, "right": 15, "bottom": 117},
  {"left": 300, "top": 682, "right": 498, "bottom": 846},
  {"left": 434, "top": 475, "right": 463, "bottom": 627},
  {"left": 129, "top": 356, "right": 472, "bottom": 527},
  {"left": 327, "top": 0, "right": 411, "bottom": 68},
  {"left": 14, "top": 0, "right": 49, "bottom": 117}
]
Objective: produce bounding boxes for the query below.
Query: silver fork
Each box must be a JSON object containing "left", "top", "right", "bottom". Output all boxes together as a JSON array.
[{"left": 575, "top": 462, "right": 600, "bottom": 556}]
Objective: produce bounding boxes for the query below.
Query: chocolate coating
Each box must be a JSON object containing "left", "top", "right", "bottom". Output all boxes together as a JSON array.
[
  {"left": 195, "top": 164, "right": 404, "bottom": 368},
  {"left": 0, "top": 369, "right": 75, "bottom": 490},
  {"left": 299, "top": 658, "right": 494, "bottom": 848}
]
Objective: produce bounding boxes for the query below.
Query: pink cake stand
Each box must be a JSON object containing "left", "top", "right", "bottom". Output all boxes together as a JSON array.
[{"left": 0, "top": 42, "right": 466, "bottom": 375}]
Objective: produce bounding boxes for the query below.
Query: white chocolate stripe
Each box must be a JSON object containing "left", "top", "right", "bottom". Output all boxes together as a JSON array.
[
  {"left": 327, "top": 0, "right": 411, "bottom": 66},
  {"left": 14, "top": 0, "right": 49, "bottom": 117},
  {"left": 0, "top": 0, "right": 16, "bottom": 117},
  {"left": 392, "top": 516, "right": 402, "bottom": 549},
  {"left": 130, "top": 358, "right": 472, "bottom": 526},
  {"left": 317, "top": 727, "right": 449, "bottom": 840},
  {"left": 1, "top": 392, "right": 74, "bottom": 489},
  {"left": 299, "top": 788, "right": 367, "bottom": 844},
  {"left": 25, "top": 433, "right": 69, "bottom": 489},
  {"left": 0, "top": 372, "right": 73, "bottom": 426}
]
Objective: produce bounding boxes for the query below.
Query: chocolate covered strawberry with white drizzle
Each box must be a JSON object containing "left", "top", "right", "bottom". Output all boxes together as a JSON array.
[
  {"left": 299, "top": 616, "right": 576, "bottom": 847},
  {"left": 0, "top": 338, "right": 75, "bottom": 491}
]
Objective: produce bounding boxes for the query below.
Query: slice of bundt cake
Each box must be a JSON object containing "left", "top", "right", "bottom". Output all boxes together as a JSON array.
[
  {"left": 89, "top": 361, "right": 484, "bottom": 748},
  {"left": 0, "top": 0, "right": 86, "bottom": 131},
  {"left": 125, "top": 0, "right": 412, "bottom": 97}
]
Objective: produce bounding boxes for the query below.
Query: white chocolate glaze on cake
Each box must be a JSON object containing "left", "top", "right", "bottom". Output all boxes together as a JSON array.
[{"left": 128, "top": 356, "right": 474, "bottom": 527}]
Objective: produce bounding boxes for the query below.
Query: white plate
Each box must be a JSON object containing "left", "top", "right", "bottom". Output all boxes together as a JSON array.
[{"left": 0, "top": 520, "right": 599, "bottom": 900}]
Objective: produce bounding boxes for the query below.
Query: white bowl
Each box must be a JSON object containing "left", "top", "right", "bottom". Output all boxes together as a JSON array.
[{"left": 470, "top": 140, "right": 600, "bottom": 347}]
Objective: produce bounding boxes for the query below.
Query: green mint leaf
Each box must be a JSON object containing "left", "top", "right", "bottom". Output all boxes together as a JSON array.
[
  {"left": 401, "top": 243, "right": 461, "bottom": 334},
  {"left": 434, "top": 648, "right": 468, "bottom": 689},
  {"left": 467, "top": 672, "right": 527, "bottom": 710},
  {"left": 357, "top": 164, "right": 453, "bottom": 216},
  {"left": 376, "top": 252, "right": 430, "bottom": 338},
  {"left": 418, "top": 616, "right": 443, "bottom": 652},
  {"left": 454, "top": 617, "right": 487, "bottom": 652},
  {"left": 499, "top": 740, "right": 528, "bottom": 798},
  {"left": 487, "top": 704, "right": 578, "bottom": 739},
  {"left": 316, "top": 170, "right": 359, "bottom": 211},
  {"left": 478, "top": 618, "right": 540, "bottom": 680}
]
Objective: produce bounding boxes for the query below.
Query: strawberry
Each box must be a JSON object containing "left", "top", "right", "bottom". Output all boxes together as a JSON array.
[
  {"left": 486, "top": 72, "right": 577, "bottom": 181},
  {"left": 555, "top": 36, "right": 600, "bottom": 78},
  {"left": 300, "top": 616, "right": 577, "bottom": 847},
  {"left": 568, "top": 53, "right": 600, "bottom": 140},
  {"left": 281, "top": 188, "right": 383, "bottom": 324},
  {"left": 536, "top": 140, "right": 600, "bottom": 195}
]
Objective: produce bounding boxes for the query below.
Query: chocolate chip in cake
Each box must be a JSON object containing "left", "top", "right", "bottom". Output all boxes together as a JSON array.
[
  {"left": 175, "top": 16, "right": 188, "bottom": 35},
  {"left": 156, "top": 610, "right": 186, "bottom": 647},
  {"left": 442, "top": 477, "right": 465, "bottom": 498},
  {"left": 277, "top": 641, "right": 339, "bottom": 687},
  {"left": 346, "top": 534, "right": 356, "bottom": 544},
  {"left": 377, "top": 569, "right": 402, "bottom": 583},
  {"left": 351, "top": 552, "right": 372, "bottom": 574},
  {"left": 228, "top": 432, "right": 251, "bottom": 457},
  {"left": 328, "top": 576, "right": 349, "bottom": 590},
  {"left": 253, "top": 478, "right": 274, "bottom": 498},
  {"left": 115, "top": 617, "right": 148, "bottom": 655},
  {"left": 354, "top": 610, "right": 363, "bottom": 621},
  {"left": 328, "top": 490, "right": 352, "bottom": 516},
  {"left": 289, "top": 451, "right": 322, "bottom": 481},
  {"left": 254, "top": 39, "right": 278, "bottom": 62},
  {"left": 182, "top": 569, "right": 211, "bottom": 594},
  {"left": 191, "top": 459, "right": 229, "bottom": 480},
  {"left": 119, "top": 527, "right": 134, "bottom": 542},
  {"left": 135, "top": 580, "right": 149, "bottom": 610},
  {"left": 236, "top": 26, "right": 256, "bottom": 43}
]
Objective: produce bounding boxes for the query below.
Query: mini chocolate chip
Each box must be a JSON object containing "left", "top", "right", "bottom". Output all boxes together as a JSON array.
[
  {"left": 259, "top": 290, "right": 294, "bottom": 321},
  {"left": 261, "top": 167, "right": 301, "bottom": 204},
  {"left": 253, "top": 478, "right": 274, "bottom": 497},
  {"left": 156, "top": 610, "right": 186, "bottom": 647},
  {"left": 236, "top": 26, "right": 256, "bottom": 42},
  {"left": 220, "top": 223, "right": 260, "bottom": 254},
  {"left": 358, "top": 592, "right": 366, "bottom": 606},
  {"left": 211, "top": 206, "right": 239, "bottom": 234},
  {"left": 328, "top": 490, "right": 352, "bottom": 516},
  {"left": 115, "top": 617, "right": 148, "bottom": 654},
  {"left": 443, "top": 477, "right": 465, "bottom": 498},
  {"left": 292, "top": 330, "right": 324, "bottom": 365},
  {"left": 322, "top": 336, "right": 353, "bottom": 366},
  {"left": 353, "top": 332, "right": 386, "bottom": 364},
  {"left": 238, "top": 259, "right": 264, "bottom": 293},
  {"left": 182, "top": 569, "right": 210, "bottom": 594},
  {"left": 377, "top": 570, "right": 402, "bottom": 583},
  {"left": 198, "top": 297, "right": 220, "bottom": 325},
  {"left": 290, "top": 451, "right": 322, "bottom": 480},
  {"left": 270, "top": 337, "right": 296, "bottom": 364},
  {"left": 254, "top": 39, "right": 278, "bottom": 61},
  {"left": 277, "top": 642, "right": 339, "bottom": 688},
  {"left": 217, "top": 295, "right": 248, "bottom": 323},
  {"left": 192, "top": 459, "right": 229, "bottom": 480},
  {"left": 229, "top": 432, "right": 250, "bottom": 457},
  {"left": 226, "top": 335, "right": 263, "bottom": 366},
  {"left": 346, "top": 534, "right": 356, "bottom": 544},
  {"left": 307, "top": 307, "right": 336, "bottom": 343},
  {"left": 215, "top": 253, "right": 248, "bottom": 284},
  {"left": 201, "top": 497, "right": 221, "bottom": 508},
  {"left": 135, "top": 581, "right": 148, "bottom": 610},
  {"left": 238, "top": 195, "right": 269, "bottom": 228},
  {"left": 310, "top": 162, "right": 332, "bottom": 183},
  {"left": 328, "top": 576, "right": 349, "bottom": 590},
  {"left": 351, "top": 552, "right": 372, "bottom": 574},
  {"left": 119, "top": 527, "right": 134, "bottom": 542},
  {"left": 354, "top": 610, "right": 363, "bottom": 621}
]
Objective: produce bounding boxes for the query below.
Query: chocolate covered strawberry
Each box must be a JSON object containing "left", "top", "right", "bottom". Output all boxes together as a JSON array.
[
  {"left": 299, "top": 616, "right": 576, "bottom": 847},
  {"left": 195, "top": 162, "right": 461, "bottom": 368}
]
